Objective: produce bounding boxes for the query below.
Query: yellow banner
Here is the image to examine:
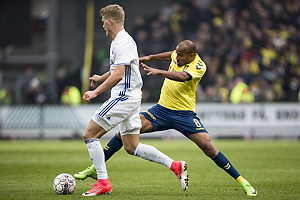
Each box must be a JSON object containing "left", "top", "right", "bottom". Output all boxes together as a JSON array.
[{"left": 81, "top": 0, "right": 94, "bottom": 103}]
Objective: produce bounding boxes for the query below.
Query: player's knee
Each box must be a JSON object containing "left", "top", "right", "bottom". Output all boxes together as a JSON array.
[
  {"left": 123, "top": 145, "right": 135, "bottom": 155},
  {"left": 116, "top": 132, "right": 121, "bottom": 138},
  {"left": 82, "top": 129, "right": 93, "bottom": 141},
  {"left": 82, "top": 132, "right": 88, "bottom": 141}
]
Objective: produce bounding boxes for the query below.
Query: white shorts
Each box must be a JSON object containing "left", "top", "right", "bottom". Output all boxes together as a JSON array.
[{"left": 92, "top": 96, "right": 141, "bottom": 135}]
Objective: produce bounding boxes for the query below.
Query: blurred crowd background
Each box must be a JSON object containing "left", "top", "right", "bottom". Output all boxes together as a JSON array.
[
  {"left": 0, "top": 0, "right": 300, "bottom": 105},
  {"left": 133, "top": 0, "right": 300, "bottom": 103}
]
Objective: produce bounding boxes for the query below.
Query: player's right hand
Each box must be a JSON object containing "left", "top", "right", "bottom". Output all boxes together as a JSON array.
[{"left": 82, "top": 90, "right": 97, "bottom": 102}]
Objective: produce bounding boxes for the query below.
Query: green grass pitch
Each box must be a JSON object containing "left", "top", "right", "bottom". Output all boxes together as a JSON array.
[{"left": 0, "top": 138, "right": 299, "bottom": 200}]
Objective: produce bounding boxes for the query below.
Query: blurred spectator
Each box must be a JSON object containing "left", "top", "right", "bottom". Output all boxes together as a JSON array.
[
  {"left": 0, "top": 84, "right": 12, "bottom": 105},
  {"left": 1, "top": 0, "right": 298, "bottom": 104},
  {"left": 200, "top": 61, "right": 218, "bottom": 90},
  {"left": 229, "top": 77, "right": 255, "bottom": 104},
  {"left": 135, "top": 30, "right": 150, "bottom": 56},
  {"left": 215, "top": 73, "right": 229, "bottom": 103},
  {"left": 129, "top": 0, "right": 300, "bottom": 103},
  {"left": 21, "top": 67, "right": 46, "bottom": 104},
  {"left": 60, "top": 85, "right": 81, "bottom": 106},
  {"left": 21, "top": 67, "right": 35, "bottom": 103}
]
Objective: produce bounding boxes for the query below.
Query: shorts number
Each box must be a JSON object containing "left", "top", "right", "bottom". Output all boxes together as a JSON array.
[{"left": 193, "top": 119, "right": 202, "bottom": 128}]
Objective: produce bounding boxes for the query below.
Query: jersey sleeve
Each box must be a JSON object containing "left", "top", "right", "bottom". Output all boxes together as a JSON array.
[
  {"left": 183, "top": 56, "right": 206, "bottom": 80},
  {"left": 170, "top": 51, "right": 177, "bottom": 68}
]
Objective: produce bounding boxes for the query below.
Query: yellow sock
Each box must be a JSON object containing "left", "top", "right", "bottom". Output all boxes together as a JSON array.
[{"left": 236, "top": 176, "right": 245, "bottom": 183}]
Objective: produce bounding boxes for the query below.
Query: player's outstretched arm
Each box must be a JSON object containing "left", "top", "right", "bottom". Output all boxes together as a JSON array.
[
  {"left": 139, "top": 51, "right": 173, "bottom": 64},
  {"left": 141, "top": 63, "right": 191, "bottom": 82}
]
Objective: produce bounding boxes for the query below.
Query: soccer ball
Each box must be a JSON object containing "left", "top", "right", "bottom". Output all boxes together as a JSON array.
[{"left": 53, "top": 173, "right": 76, "bottom": 195}]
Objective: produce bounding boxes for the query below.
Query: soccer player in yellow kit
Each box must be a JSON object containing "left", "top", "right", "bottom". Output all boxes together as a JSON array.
[{"left": 75, "top": 40, "right": 257, "bottom": 196}]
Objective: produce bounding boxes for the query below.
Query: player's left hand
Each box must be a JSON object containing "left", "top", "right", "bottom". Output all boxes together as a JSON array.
[
  {"left": 89, "top": 75, "right": 101, "bottom": 88},
  {"left": 82, "top": 90, "right": 97, "bottom": 102}
]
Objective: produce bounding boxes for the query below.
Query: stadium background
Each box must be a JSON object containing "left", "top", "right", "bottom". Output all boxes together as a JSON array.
[{"left": 0, "top": 0, "right": 299, "bottom": 139}]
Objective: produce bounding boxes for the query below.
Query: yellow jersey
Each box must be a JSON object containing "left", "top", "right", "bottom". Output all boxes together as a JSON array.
[{"left": 158, "top": 51, "right": 206, "bottom": 112}]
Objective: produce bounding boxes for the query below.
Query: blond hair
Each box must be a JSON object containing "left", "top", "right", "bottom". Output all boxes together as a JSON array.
[{"left": 99, "top": 4, "right": 125, "bottom": 25}]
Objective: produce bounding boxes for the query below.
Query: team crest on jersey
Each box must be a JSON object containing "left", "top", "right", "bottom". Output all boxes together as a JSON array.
[
  {"left": 172, "top": 58, "right": 177, "bottom": 65},
  {"left": 183, "top": 65, "right": 189, "bottom": 70},
  {"left": 110, "top": 50, "right": 114, "bottom": 66},
  {"left": 110, "top": 59, "right": 114, "bottom": 66}
]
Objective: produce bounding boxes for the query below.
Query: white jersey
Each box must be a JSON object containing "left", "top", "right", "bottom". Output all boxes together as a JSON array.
[{"left": 109, "top": 30, "right": 143, "bottom": 99}]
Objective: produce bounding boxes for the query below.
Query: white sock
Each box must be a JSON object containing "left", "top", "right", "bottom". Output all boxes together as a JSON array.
[
  {"left": 85, "top": 139, "right": 108, "bottom": 179},
  {"left": 134, "top": 143, "right": 173, "bottom": 168}
]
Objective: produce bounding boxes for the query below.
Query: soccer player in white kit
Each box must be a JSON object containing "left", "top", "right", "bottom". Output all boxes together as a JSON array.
[{"left": 81, "top": 4, "right": 188, "bottom": 196}]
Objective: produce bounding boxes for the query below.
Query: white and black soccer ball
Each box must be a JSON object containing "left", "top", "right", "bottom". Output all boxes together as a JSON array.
[{"left": 53, "top": 173, "right": 76, "bottom": 195}]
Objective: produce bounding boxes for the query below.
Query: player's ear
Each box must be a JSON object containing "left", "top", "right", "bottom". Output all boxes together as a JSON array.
[
  {"left": 189, "top": 52, "right": 195, "bottom": 60},
  {"left": 109, "top": 19, "right": 114, "bottom": 25}
]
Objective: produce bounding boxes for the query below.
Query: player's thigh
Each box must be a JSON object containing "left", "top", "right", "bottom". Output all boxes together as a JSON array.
[
  {"left": 173, "top": 111, "right": 207, "bottom": 137},
  {"left": 119, "top": 109, "right": 141, "bottom": 155},
  {"left": 140, "top": 114, "right": 154, "bottom": 134},
  {"left": 93, "top": 97, "right": 141, "bottom": 139},
  {"left": 139, "top": 104, "right": 172, "bottom": 132},
  {"left": 119, "top": 107, "right": 141, "bottom": 134},
  {"left": 116, "top": 108, "right": 145, "bottom": 139},
  {"left": 83, "top": 119, "right": 107, "bottom": 140}
]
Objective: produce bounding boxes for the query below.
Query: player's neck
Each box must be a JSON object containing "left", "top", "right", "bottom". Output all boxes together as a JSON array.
[{"left": 111, "top": 26, "right": 124, "bottom": 40}]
